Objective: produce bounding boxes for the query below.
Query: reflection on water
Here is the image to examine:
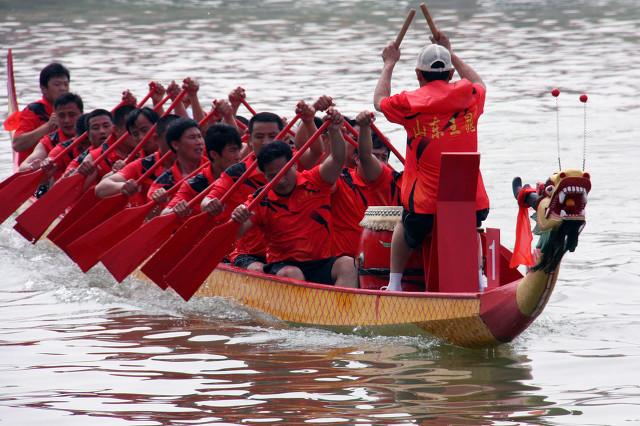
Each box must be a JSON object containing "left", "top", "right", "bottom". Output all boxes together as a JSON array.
[
  {"left": 1, "top": 0, "right": 640, "bottom": 424},
  {"left": 0, "top": 304, "right": 570, "bottom": 424}
]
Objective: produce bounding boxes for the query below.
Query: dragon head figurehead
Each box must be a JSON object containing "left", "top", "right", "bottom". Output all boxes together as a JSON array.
[
  {"left": 536, "top": 168, "right": 591, "bottom": 233},
  {"left": 514, "top": 169, "right": 591, "bottom": 273}
]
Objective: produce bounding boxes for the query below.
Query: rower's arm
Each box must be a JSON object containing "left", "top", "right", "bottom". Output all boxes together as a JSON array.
[
  {"left": 18, "top": 142, "right": 49, "bottom": 172},
  {"left": 295, "top": 100, "right": 322, "bottom": 170},
  {"left": 373, "top": 42, "right": 400, "bottom": 112},
  {"left": 452, "top": 53, "right": 484, "bottom": 88},
  {"left": 356, "top": 113, "right": 383, "bottom": 182},
  {"left": 95, "top": 172, "right": 126, "bottom": 198},
  {"left": 231, "top": 204, "right": 254, "bottom": 237},
  {"left": 184, "top": 78, "right": 205, "bottom": 123},
  {"left": 319, "top": 110, "right": 346, "bottom": 185},
  {"left": 12, "top": 120, "right": 56, "bottom": 153},
  {"left": 436, "top": 32, "right": 485, "bottom": 88}
]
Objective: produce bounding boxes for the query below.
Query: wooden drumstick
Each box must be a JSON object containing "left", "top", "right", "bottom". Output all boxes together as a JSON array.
[
  {"left": 394, "top": 8, "right": 416, "bottom": 48},
  {"left": 419, "top": 2, "right": 440, "bottom": 40}
]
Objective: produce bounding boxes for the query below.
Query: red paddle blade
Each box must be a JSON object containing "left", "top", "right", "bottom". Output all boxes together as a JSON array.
[
  {"left": 0, "top": 168, "right": 29, "bottom": 191},
  {"left": 47, "top": 185, "right": 99, "bottom": 243},
  {"left": 100, "top": 213, "right": 179, "bottom": 282},
  {"left": 141, "top": 212, "right": 215, "bottom": 289},
  {"left": 54, "top": 194, "right": 127, "bottom": 252},
  {"left": 0, "top": 170, "right": 44, "bottom": 225},
  {"left": 165, "top": 220, "right": 240, "bottom": 301},
  {"left": 65, "top": 202, "right": 155, "bottom": 272},
  {"left": 13, "top": 174, "right": 85, "bottom": 243}
]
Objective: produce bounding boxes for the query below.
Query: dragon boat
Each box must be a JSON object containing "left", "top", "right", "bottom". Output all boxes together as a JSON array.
[
  {"left": 133, "top": 153, "right": 590, "bottom": 348},
  {"left": 4, "top": 50, "right": 591, "bottom": 349}
]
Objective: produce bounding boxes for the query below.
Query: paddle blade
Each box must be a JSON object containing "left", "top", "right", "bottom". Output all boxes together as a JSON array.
[
  {"left": 0, "top": 170, "right": 44, "bottom": 225},
  {"left": 141, "top": 212, "right": 216, "bottom": 289},
  {"left": 13, "top": 174, "right": 84, "bottom": 243},
  {"left": 100, "top": 213, "right": 179, "bottom": 282},
  {"left": 165, "top": 220, "right": 240, "bottom": 301},
  {"left": 0, "top": 168, "right": 30, "bottom": 191},
  {"left": 54, "top": 194, "right": 127, "bottom": 252},
  {"left": 65, "top": 202, "right": 154, "bottom": 272},
  {"left": 47, "top": 185, "right": 99, "bottom": 243}
]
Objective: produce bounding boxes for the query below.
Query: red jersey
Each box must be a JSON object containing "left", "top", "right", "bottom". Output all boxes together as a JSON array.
[
  {"left": 166, "top": 165, "right": 216, "bottom": 212},
  {"left": 208, "top": 155, "right": 267, "bottom": 261},
  {"left": 380, "top": 80, "right": 489, "bottom": 214},
  {"left": 330, "top": 165, "right": 402, "bottom": 257},
  {"left": 14, "top": 98, "right": 53, "bottom": 165},
  {"left": 39, "top": 129, "right": 70, "bottom": 153},
  {"left": 146, "top": 157, "right": 209, "bottom": 199},
  {"left": 64, "top": 142, "right": 125, "bottom": 180},
  {"left": 250, "top": 167, "right": 333, "bottom": 263},
  {"left": 48, "top": 138, "right": 87, "bottom": 181},
  {"left": 118, "top": 152, "right": 167, "bottom": 206}
]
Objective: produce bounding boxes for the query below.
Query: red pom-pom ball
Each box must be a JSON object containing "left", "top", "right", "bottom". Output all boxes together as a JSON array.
[
  {"left": 580, "top": 94, "right": 588, "bottom": 103},
  {"left": 551, "top": 88, "right": 560, "bottom": 97}
]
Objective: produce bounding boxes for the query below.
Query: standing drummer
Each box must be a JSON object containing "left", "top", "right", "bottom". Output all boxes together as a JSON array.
[{"left": 373, "top": 31, "right": 490, "bottom": 291}]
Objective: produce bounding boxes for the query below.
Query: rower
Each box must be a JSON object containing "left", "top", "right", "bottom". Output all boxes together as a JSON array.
[
  {"left": 19, "top": 93, "right": 83, "bottom": 173},
  {"left": 12, "top": 63, "right": 70, "bottom": 165},
  {"left": 146, "top": 118, "right": 209, "bottom": 206},
  {"left": 230, "top": 108, "right": 357, "bottom": 287},
  {"left": 330, "top": 111, "right": 402, "bottom": 258},
  {"left": 94, "top": 111, "right": 179, "bottom": 206},
  {"left": 65, "top": 108, "right": 141, "bottom": 191},
  {"left": 373, "top": 31, "right": 490, "bottom": 291},
  {"left": 61, "top": 109, "right": 115, "bottom": 182},
  {"left": 200, "top": 107, "right": 327, "bottom": 272},
  {"left": 200, "top": 111, "right": 285, "bottom": 272},
  {"left": 162, "top": 123, "right": 242, "bottom": 218}
]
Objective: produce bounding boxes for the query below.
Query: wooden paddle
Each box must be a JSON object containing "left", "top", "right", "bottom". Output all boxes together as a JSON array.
[
  {"left": 45, "top": 90, "right": 174, "bottom": 243},
  {"left": 99, "top": 177, "right": 214, "bottom": 283},
  {"left": 419, "top": 2, "right": 440, "bottom": 39},
  {"left": 48, "top": 91, "right": 187, "bottom": 246},
  {"left": 138, "top": 113, "right": 303, "bottom": 287},
  {"left": 65, "top": 160, "right": 207, "bottom": 272},
  {"left": 13, "top": 90, "right": 184, "bottom": 243},
  {"left": 165, "top": 120, "right": 331, "bottom": 301},
  {"left": 100, "top": 115, "right": 300, "bottom": 282},
  {"left": 0, "top": 95, "right": 134, "bottom": 227},
  {"left": 395, "top": 8, "right": 416, "bottom": 48},
  {"left": 59, "top": 110, "right": 218, "bottom": 268},
  {"left": 240, "top": 99, "right": 257, "bottom": 116},
  {"left": 53, "top": 150, "right": 174, "bottom": 254}
]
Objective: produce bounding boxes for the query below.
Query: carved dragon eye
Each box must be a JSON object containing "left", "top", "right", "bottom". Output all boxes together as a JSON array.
[
  {"left": 559, "top": 172, "right": 567, "bottom": 178},
  {"left": 582, "top": 172, "right": 590, "bottom": 179},
  {"left": 545, "top": 185, "right": 554, "bottom": 196}
]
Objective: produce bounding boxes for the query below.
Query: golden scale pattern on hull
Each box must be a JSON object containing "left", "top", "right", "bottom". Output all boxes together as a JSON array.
[{"left": 190, "top": 265, "right": 501, "bottom": 348}]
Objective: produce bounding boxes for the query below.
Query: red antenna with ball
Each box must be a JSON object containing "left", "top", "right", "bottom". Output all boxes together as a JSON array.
[
  {"left": 580, "top": 93, "right": 588, "bottom": 170},
  {"left": 551, "top": 87, "right": 561, "bottom": 170}
]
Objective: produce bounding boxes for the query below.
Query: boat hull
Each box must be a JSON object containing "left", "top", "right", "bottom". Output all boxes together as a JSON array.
[{"left": 135, "top": 261, "right": 555, "bottom": 348}]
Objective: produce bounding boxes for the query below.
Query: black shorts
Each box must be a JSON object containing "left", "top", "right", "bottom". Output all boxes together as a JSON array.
[
  {"left": 264, "top": 257, "right": 338, "bottom": 285},
  {"left": 233, "top": 254, "right": 266, "bottom": 269},
  {"left": 401, "top": 208, "right": 490, "bottom": 249}
]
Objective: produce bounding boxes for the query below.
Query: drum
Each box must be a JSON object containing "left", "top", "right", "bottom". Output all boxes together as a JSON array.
[{"left": 357, "top": 206, "right": 425, "bottom": 291}]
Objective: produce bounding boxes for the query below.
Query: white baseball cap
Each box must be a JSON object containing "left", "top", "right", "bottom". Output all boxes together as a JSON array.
[{"left": 415, "top": 44, "right": 453, "bottom": 72}]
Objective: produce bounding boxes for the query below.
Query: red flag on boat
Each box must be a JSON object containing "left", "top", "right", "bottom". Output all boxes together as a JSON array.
[{"left": 510, "top": 187, "right": 537, "bottom": 268}]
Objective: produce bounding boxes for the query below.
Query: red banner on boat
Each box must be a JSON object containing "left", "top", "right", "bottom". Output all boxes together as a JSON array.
[{"left": 510, "top": 187, "right": 537, "bottom": 268}]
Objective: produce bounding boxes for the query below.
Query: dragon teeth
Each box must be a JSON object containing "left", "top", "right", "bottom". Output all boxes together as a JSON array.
[
  {"left": 560, "top": 209, "right": 567, "bottom": 217},
  {"left": 559, "top": 191, "right": 566, "bottom": 204}
]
